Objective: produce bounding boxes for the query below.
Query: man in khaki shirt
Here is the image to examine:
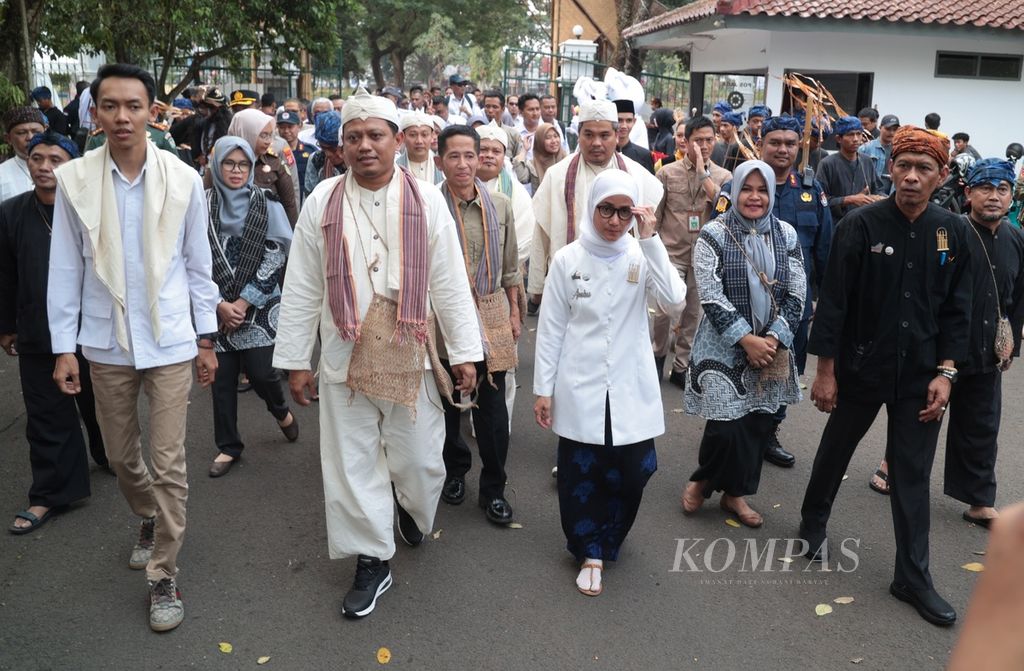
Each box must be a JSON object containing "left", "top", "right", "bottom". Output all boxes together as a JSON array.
[
  {"left": 434, "top": 125, "right": 522, "bottom": 527},
  {"left": 653, "top": 116, "right": 731, "bottom": 387}
]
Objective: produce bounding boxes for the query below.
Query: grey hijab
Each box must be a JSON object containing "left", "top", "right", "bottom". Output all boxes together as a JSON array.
[
  {"left": 210, "top": 135, "right": 293, "bottom": 253},
  {"left": 727, "top": 160, "right": 777, "bottom": 333}
]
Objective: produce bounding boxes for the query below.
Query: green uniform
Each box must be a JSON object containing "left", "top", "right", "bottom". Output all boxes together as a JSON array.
[{"left": 85, "top": 123, "right": 178, "bottom": 154}]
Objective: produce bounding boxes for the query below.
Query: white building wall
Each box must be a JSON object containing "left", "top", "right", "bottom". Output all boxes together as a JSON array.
[{"left": 691, "top": 28, "right": 1024, "bottom": 157}]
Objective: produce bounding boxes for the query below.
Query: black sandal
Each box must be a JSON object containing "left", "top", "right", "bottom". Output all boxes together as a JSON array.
[{"left": 869, "top": 469, "right": 890, "bottom": 495}]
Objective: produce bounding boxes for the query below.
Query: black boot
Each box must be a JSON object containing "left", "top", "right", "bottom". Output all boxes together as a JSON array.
[{"left": 764, "top": 422, "right": 795, "bottom": 467}]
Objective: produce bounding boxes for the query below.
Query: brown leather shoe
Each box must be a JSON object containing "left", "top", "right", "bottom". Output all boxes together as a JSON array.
[
  {"left": 720, "top": 498, "right": 763, "bottom": 528},
  {"left": 208, "top": 457, "right": 236, "bottom": 478}
]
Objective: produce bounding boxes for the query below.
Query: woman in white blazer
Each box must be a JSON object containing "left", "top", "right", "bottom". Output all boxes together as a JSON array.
[{"left": 533, "top": 170, "right": 685, "bottom": 597}]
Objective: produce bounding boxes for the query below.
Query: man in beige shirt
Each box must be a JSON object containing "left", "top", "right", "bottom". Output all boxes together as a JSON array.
[
  {"left": 434, "top": 124, "right": 521, "bottom": 526},
  {"left": 653, "top": 115, "right": 731, "bottom": 387}
]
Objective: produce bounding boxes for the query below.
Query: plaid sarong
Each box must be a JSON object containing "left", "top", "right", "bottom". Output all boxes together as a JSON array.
[
  {"left": 321, "top": 166, "right": 430, "bottom": 343},
  {"left": 563, "top": 152, "right": 627, "bottom": 244},
  {"left": 207, "top": 187, "right": 269, "bottom": 302}
]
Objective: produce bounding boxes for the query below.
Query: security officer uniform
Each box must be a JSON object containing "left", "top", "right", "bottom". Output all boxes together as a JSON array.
[{"left": 85, "top": 122, "right": 180, "bottom": 155}]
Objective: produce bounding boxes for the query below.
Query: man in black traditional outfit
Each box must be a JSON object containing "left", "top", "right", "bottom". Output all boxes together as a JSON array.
[
  {"left": 1, "top": 131, "right": 105, "bottom": 535},
  {"left": 944, "top": 158, "right": 1024, "bottom": 529},
  {"left": 613, "top": 99, "right": 655, "bottom": 174},
  {"left": 800, "top": 126, "right": 972, "bottom": 627}
]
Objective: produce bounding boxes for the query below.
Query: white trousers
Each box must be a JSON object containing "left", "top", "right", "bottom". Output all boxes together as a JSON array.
[{"left": 318, "top": 376, "right": 446, "bottom": 560}]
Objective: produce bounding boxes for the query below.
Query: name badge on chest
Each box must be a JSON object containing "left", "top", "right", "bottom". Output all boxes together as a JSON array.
[
  {"left": 627, "top": 262, "right": 640, "bottom": 284},
  {"left": 688, "top": 215, "right": 701, "bottom": 232}
]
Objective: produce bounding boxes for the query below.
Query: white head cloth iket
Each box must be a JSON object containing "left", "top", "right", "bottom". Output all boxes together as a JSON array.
[
  {"left": 341, "top": 86, "right": 400, "bottom": 127},
  {"left": 578, "top": 99, "right": 618, "bottom": 124},
  {"left": 476, "top": 121, "right": 508, "bottom": 149},
  {"left": 400, "top": 110, "right": 435, "bottom": 132}
]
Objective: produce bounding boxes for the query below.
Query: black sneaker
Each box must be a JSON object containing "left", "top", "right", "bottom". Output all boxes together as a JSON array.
[
  {"left": 393, "top": 492, "right": 423, "bottom": 547},
  {"left": 342, "top": 555, "right": 392, "bottom": 619},
  {"left": 526, "top": 300, "right": 539, "bottom": 316},
  {"left": 668, "top": 370, "right": 687, "bottom": 390}
]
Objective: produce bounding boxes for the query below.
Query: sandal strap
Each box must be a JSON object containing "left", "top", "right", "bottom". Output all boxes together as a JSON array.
[
  {"left": 14, "top": 510, "right": 40, "bottom": 523},
  {"left": 581, "top": 562, "right": 603, "bottom": 570}
]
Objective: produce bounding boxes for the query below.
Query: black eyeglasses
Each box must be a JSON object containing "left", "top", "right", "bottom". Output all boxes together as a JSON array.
[
  {"left": 222, "top": 159, "right": 253, "bottom": 173},
  {"left": 596, "top": 203, "right": 635, "bottom": 221}
]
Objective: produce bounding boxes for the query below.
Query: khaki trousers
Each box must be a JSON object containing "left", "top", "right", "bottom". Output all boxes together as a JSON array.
[
  {"left": 651, "top": 259, "right": 701, "bottom": 373},
  {"left": 89, "top": 360, "right": 193, "bottom": 581}
]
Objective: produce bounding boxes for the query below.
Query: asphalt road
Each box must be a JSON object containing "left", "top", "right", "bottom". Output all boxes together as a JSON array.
[{"left": 1, "top": 321, "right": 1019, "bottom": 670}]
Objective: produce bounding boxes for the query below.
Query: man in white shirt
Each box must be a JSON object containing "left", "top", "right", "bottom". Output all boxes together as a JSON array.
[
  {"left": 273, "top": 88, "right": 481, "bottom": 620},
  {"left": 395, "top": 111, "right": 444, "bottom": 184},
  {"left": 47, "top": 64, "right": 220, "bottom": 633},
  {"left": 0, "top": 107, "right": 47, "bottom": 203},
  {"left": 518, "top": 93, "right": 543, "bottom": 159},
  {"left": 528, "top": 99, "right": 664, "bottom": 302},
  {"left": 447, "top": 74, "right": 479, "bottom": 119}
]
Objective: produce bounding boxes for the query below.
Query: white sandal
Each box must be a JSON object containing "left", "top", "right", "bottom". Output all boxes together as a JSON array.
[{"left": 577, "top": 561, "right": 603, "bottom": 596}]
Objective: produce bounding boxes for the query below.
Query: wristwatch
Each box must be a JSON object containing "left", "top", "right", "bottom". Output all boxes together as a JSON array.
[{"left": 197, "top": 332, "right": 218, "bottom": 342}]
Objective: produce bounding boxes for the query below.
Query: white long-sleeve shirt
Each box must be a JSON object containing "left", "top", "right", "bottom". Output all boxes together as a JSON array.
[
  {"left": 483, "top": 174, "right": 534, "bottom": 264},
  {"left": 47, "top": 162, "right": 220, "bottom": 368},
  {"left": 534, "top": 235, "right": 685, "bottom": 445},
  {"left": 0, "top": 156, "right": 33, "bottom": 204},
  {"left": 273, "top": 170, "right": 482, "bottom": 382}
]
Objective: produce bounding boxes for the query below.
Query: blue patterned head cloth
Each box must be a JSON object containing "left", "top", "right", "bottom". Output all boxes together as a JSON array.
[
  {"left": 315, "top": 111, "right": 342, "bottom": 146},
  {"left": 27, "top": 130, "right": 80, "bottom": 159},
  {"left": 964, "top": 158, "right": 1016, "bottom": 187},
  {"left": 172, "top": 98, "right": 194, "bottom": 110},
  {"left": 761, "top": 115, "right": 803, "bottom": 137},
  {"left": 833, "top": 116, "right": 863, "bottom": 136},
  {"left": 748, "top": 105, "right": 772, "bottom": 119},
  {"left": 721, "top": 112, "right": 744, "bottom": 127},
  {"left": 713, "top": 101, "right": 732, "bottom": 115}
]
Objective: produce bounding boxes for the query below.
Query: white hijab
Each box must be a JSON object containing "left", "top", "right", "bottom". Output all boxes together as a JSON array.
[{"left": 579, "top": 170, "right": 639, "bottom": 260}]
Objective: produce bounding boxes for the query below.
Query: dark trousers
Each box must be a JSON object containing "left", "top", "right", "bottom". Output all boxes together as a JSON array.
[
  {"left": 944, "top": 371, "right": 1000, "bottom": 507},
  {"left": 690, "top": 412, "right": 774, "bottom": 497},
  {"left": 557, "top": 396, "right": 657, "bottom": 562},
  {"left": 19, "top": 353, "right": 97, "bottom": 507},
  {"left": 76, "top": 355, "right": 107, "bottom": 466},
  {"left": 441, "top": 360, "right": 509, "bottom": 501},
  {"left": 212, "top": 346, "right": 289, "bottom": 458},
  {"left": 800, "top": 396, "right": 942, "bottom": 590}
]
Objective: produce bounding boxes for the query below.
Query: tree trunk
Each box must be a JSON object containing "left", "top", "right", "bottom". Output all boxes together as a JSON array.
[
  {"left": 612, "top": 0, "right": 654, "bottom": 75},
  {"left": 390, "top": 49, "right": 411, "bottom": 90},
  {"left": 370, "top": 50, "right": 386, "bottom": 90}
]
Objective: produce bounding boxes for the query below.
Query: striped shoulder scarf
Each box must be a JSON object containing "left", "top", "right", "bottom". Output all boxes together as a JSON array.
[{"left": 442, "top": 178, "right": 502, "bottom": 296}]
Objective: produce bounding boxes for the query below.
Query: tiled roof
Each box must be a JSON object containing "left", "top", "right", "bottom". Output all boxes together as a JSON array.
[{"left": 623, "top": 0, "right": 1024, "bottom": 37}]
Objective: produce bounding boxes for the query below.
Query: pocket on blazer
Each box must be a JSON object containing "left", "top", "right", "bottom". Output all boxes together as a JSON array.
[
  {"left": 158, "top": 305, "right": 196, "bottom": 346},
  {"left": 78, "top": 299, "right": 113, "bottom": 349}
]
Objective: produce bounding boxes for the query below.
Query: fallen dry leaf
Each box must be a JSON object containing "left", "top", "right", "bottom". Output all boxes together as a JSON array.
[
  {"left": 972, "top": 550, "right": 986, "bottom": 556},
  {"left": 851, "top": 657, "right": 864, "bottom": 664},
  {"left": 814, "top": 604, "right": 833, "bottom": 616},
  {"left": 257, "top": 657, "right": 271, "bottom": 665},
  {"left": 772, "top": 504, "right": 781, "bottom": 509},
  {"left": 218, "top": 642, "right": 233, "bottom": 654},
  {"left": 508, "top": 522, "right": 524, "bottom": 529},
  {"left": 377, "top": 647, "right": 392, "bottom": 664},
  {"left": 779, "top": 557, "right": 794, "bottom": 564},
  {"left": 833, "top": 596, "right": 855, "bottom": 605},
  {"left": 842, "top": 474, "right": 849, "bottom": 481},
  {"left": 961, "top": 562, "right": 985, "bottom": 572},
  {"left": 725, "top": 519, "right": 741, "bottom": 528},
  {"left": 672, "top": 408, "right": 684, "bottom": 413},
  {"left": 431, "top": 529, "right": 442, "bottom": 540}
]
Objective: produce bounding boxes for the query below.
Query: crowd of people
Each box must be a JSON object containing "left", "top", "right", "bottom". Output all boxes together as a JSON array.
[{"left": 2, "top": 63, "right": 1024, "bottom": 650}]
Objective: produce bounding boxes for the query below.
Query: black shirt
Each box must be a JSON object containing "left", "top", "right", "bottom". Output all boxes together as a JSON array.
[
  {"left": 42, "top": 107, "right": 68, "bottom": 136},
  {"left": 0, "top": 191, "right": 57, "bottom": 354},
  {"left": 961, "top": 216, "right": 1024, "bottom": 375},
  {"left": 808, "top": 197, "right": 973, "bottom": 402},
  {"left": 619, "top": 142, "right": 655, "bottom": 174}
]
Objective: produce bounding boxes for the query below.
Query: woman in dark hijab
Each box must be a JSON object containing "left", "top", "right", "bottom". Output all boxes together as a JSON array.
[{"left": 650, "top": 108, "right": 677, "bottom": 157}]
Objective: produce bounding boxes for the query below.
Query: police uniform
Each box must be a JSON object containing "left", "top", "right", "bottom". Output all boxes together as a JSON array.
[{"left": 85, "top": 122, "right": 180, "bottom": 155}]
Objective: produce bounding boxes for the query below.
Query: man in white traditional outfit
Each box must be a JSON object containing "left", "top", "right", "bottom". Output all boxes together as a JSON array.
[
  {"left": 395, "top": 110, "right": 444, "bottom": 185},
  {"left": 528, "top": 99, "right": 664, "bottom": 303},
  {"left": 273, "top": 89, "right": 482, "bottom": 619},
  {"left": 47, "top": 64, "right": 220, "bottom": 632}
]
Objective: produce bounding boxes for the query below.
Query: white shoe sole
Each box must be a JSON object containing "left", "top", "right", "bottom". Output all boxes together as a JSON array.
[{"left": 343, "top": 572, "right": 393, "bottom": 618}]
